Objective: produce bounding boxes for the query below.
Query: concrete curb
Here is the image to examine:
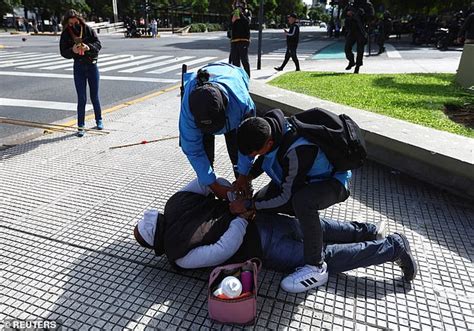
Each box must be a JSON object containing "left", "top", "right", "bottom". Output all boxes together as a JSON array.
[{"left": 249, "top": 80, "right": 474, "bottom": 200}]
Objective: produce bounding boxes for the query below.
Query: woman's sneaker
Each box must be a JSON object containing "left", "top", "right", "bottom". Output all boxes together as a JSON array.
[
  {"left": 393, "top": 233, "right": 418, "bottom": 281},
  {"left": 77, "top": 127, "right": 85, "bottom": 137},
  {"left": 280, "top": 263, "right": 328, "bottom": 293},
  {"left": 96, "top": 120, "right": 104, "bottom": 130}
]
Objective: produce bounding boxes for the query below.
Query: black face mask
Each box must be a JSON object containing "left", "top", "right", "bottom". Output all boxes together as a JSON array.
[{"left": 72, "top": 23, "right": 81, "bottom": 34}]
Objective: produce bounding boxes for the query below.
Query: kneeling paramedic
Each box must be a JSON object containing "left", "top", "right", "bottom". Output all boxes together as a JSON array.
[
  {"left": 179, "top": 62, "right": 256, "bottom": 200},
  {"left": 232, "top": 108, "right": 356, "bottom": 293}
]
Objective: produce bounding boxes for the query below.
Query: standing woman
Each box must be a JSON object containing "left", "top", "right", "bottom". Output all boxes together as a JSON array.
[{"left": 60, "top": 9, "right": 103, "bottom": 137}]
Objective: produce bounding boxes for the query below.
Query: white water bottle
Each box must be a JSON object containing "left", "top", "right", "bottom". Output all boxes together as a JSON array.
[{"left": 213, "top": 276, "right": 242, "bottom": 298}]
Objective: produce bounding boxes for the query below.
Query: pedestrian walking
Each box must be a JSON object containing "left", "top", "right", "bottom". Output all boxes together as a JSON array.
[
  {"left": 343, "top": 0, "right": 374, "bottom": 73},
  {"left": 151, "top": 18, "right": 158, "bottom": 38},
  {"left": 60, "top": 9, "right": 103, "bottom": 137},
  {"left": 229, "top": 0, "right": 251, "bottom": 78},
  {"left": 274, "top": 13, "right": 300, "bottom": 72},
  {"left": 377, "top": 11, "right": 393, "bottom": 54}
]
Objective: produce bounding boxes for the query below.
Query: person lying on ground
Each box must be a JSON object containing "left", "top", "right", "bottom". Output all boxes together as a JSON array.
[{"left": 133, "top": 178, "right": 418, "bottom": 293}]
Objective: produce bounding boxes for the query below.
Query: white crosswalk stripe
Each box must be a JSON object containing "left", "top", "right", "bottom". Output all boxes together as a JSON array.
[
  {"left": 147, "top": 56, "right": 217, "bottom": 74},
  {"left": 0, "top": 50, "right": 225, "bottom": 79},
  {"left": 43, "top": 54, "right": 132, "bottom": 70},
  {"left": 99, "top": 55, "right": 173, "bottom": 72},
  {"left": 17, "top": 54, "right": 116, "bottom": 69},
  {"left": 0, "top": 51, "right": 26, "bottom": 59},
  {"left": 66, "top": 55, "right": 153, "bottom": 71},
  {"left": 120, "top": 56, "right": 194, "bottom": 73},
  {"left": 0, "top": 52, "right": 39, "bottom": 60},
  {"left": 0, "top": 54, "right": 60, "bottom": 67}
]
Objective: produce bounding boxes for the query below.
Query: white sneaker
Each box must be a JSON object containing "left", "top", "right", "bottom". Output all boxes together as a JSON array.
[
  {"left": 280, "top": 263, "right": 328, "bottom": 293},
  {"left": 375, "top": 220, "right": 387, "bottom": 240}
]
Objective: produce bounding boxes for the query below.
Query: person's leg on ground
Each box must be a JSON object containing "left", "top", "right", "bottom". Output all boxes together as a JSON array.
[
  {"left": 324, "top": 232, "right": 417, "bottom": 280},
  {"left": 354, "top": 34, "right": 366, "bottom": 73},
  {"left": 275, "top": 47, "right": 291, "bottom": 71},
  {"left": 280, "top": 179, "right": 349, "bottom": 293},
  {"left": 87, "top": 63, "right": 103, "bottom": 129},
  {"left": 202, "top": 134, "right": 215, "bottom": 168},
  {"left": 345, "top": 34, "right": 357, "bottom": 69},
  {"left": 224, "top": 129, "right": 239, "bottom": 178},
  {"left": 238, "top": 41, "right": 251, "bottom": 78},
  {"left": 230, "top": 42, "right": 240, "bottom": 67},
  {"left": 255, "top": 212, "right": 305, "bottom": 272},
  {"left": 73, "top": 62, "right": 87, "bottom": 137},
  {"left": 289, "top": 45, "right": 300, "bottom": 71},
  {"left": 321, "top": 218, "right": 378, "bottom": 243}
]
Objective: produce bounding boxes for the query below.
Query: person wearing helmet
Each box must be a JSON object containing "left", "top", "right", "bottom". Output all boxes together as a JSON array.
[{"left": 179, "top": 62, "right": 256, "bottom": 200}]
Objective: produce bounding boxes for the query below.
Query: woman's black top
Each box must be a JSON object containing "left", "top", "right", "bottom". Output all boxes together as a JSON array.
[{"left": 60, "top": 23, "right": 101, "bottom": 64}]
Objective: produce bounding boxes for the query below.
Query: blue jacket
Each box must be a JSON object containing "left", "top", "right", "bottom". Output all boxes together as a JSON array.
[{"left": 179, "top": 62, "right": 256, "bottom": 185}]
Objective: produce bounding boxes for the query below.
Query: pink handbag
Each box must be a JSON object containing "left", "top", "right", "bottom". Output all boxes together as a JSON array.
[{"left": 208, "top": 258, "right": 262, "bottom": 325}]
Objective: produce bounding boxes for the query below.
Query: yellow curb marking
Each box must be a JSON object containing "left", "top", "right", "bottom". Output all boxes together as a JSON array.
[{"left": 59, "top": 84, "right": 180, "bottom": 128}]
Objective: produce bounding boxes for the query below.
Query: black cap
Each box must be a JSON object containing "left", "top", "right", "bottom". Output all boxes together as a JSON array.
[
  {"left": 189, "top": 84, "right": 227, "bottom": 134},
  {"left": 288, "top": 13, "right": 297, "bottom": 19}
]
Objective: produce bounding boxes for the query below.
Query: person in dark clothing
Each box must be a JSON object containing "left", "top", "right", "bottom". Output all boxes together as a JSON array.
[
  {"left": 377, "top": 11, "right": 393, "bottom": 54},
  {"left": 232, "top": 109, "right": 353, "bottom": 293},
  {"left": 60, "top": 9, "right": 103, "bottom": 137},
  {"left": 274, "top": 13, "right": 300, "bottom": 72},
  {"left": 458, "top": 11, "right": 474, "bottom": 44},
  {"left": 230, "top": 0, "right": 251, "bottom": 77},
  {"left": 343, "top": 0, "right": 374, "bottom": 73},
  {"left": 134, "top": 178, "right": 418, "bottom": 286}
]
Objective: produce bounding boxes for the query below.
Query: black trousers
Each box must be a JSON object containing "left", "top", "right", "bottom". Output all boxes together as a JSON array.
[
  {"left": 345, "top": 32, "right": 366, "bottom": 66},
  {"left": 280, "top": 44, "right": 300, "bottom": 70},
  {"left": 230, "top": 41, "right": 251, "bottom": 78},
  {"left": 255, "top": 178, "right": 350, "bottom": 266},
  {"left": 203, "top": 129, "right": 239, "bottom": 179}
]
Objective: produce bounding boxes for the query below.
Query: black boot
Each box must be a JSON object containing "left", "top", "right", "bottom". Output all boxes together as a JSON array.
[
  {"left": 345, "top": 62, "right": 356, "bottom": 70},
  {"left": 274, "top": 66, "right": 283, "bottom": 71},
  {"left": 354, "top": 65, "right": 360, "bottom": 74}
]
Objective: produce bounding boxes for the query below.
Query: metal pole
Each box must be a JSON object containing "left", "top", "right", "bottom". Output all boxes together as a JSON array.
[
  {"left": 112, "top": 0, "right": 118, "bottom": 23},
  {"left": 257, "top": 0, "right": 264, "bottom": 70}
]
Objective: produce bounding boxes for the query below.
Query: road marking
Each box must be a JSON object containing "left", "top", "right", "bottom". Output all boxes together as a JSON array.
[
  {"left": 0, "top": 53, "right": 48, "bottom": 63},
  {"left": 147, "top": 56, "right": 216, "bottom": 74},
  {"left": 0, "top": 97, "right": 92, "bottom": 111},
  {"left": 0, "top": 51, "right": 31, "bottom": 59},
  {"left": 17, "top": 54, "right": 117, "bottom": 69},
  {"left": 0, "top": 54, "right": 59, "bottom": 67},
  {"left": 42, "top": 54, "right": 132, "bottom": 70},
  {"left": 385, "top": 43, "right": 402, "bottom": 58},
  {"left": 120, "top": 56, "right": 194, "bottom": 73},
  {"left": 0, "top": 70, "right": 179, "bottom": 83},
  {"left": 59, "top": 83, "right": 181, "bottom": 127},
  {"left": 65, "top": 55, "right": 153, "bottom": 71},
  {"left": 99, "top": 55, "right": 173, "bottom": 72}
]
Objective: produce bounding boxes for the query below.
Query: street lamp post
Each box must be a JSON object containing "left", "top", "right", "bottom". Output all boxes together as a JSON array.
[
  {"left": 257, "top": 0, "right": 264, "bottom": 70},
  {"left": 112, "top": 0, "right": 118, "bottom": 23}
]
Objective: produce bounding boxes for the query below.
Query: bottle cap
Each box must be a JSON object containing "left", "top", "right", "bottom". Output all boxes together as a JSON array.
[{"left": 220, "top": 276, "right": 242, "bottom": 298}]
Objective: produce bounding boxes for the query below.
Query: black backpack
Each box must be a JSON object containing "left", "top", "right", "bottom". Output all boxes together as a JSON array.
[{"left": 277, "top": 107, "right": 367, "bottom": 173}]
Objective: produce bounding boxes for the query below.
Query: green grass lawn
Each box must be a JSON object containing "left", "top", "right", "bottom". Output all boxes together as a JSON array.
[{"left": 269, "top": 72, "right": 474, "bottom": 138}]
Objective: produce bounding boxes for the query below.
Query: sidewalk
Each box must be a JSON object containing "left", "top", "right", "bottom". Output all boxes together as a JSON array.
[{"left": 1, "top": 84, "right": 473, "bottom": 330}]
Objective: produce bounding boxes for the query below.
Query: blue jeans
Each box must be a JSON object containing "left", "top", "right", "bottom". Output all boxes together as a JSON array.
[
  {"left": 73, "top": 61, "right": 102, "bottom": 127},
  {"left": 256, "top": 213, "right": 404, "bottom": 273}
]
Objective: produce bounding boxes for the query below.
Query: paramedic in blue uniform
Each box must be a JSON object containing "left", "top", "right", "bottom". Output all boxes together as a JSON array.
[{"left": 179, "top": 62, "right": 256, "bottom": 200}]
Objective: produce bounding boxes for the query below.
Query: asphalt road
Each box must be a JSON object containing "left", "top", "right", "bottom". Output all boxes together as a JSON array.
[{"left": 0, "top": 27, "right": 462, "bottom": 146}]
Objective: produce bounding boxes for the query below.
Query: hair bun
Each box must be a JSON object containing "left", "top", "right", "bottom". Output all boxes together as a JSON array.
[{"left": 196, "top": 69, "right": 210, "bottom": 86}]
